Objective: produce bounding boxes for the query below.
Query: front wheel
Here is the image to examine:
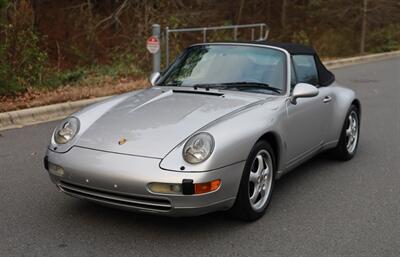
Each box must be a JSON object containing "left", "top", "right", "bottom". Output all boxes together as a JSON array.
[
  {"left": 229, "top": 141, "right": 275, "bottom": 221},
  {"left": 330, "top": 105, "right": 360, "bottom": 161}
]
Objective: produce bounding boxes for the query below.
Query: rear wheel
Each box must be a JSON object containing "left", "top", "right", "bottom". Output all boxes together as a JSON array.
[
  {"left": 330, "top": 105, "right": 360, "bottom": 160},
  {"left": 229, "top": 140, "right": 275, "bottom": 221}
]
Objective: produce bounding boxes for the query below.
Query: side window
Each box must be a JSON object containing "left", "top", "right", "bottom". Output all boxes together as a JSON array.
[
  {"left": 292, "top": 55, "right": 319, "bottom": 86},
  {"left": 290, "top": 61, "right": 297, "bottom": 89}
]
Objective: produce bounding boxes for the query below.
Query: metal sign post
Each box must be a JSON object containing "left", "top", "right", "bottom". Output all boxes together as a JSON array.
[
  {"left": 151, "top": 24, "right": 161, "bottom": 73},
  {"left": 150, "top": 23, "right": 270, "bottom": 73}
]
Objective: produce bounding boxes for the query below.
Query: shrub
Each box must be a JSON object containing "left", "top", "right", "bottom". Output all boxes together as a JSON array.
[
  {"left": 0, "top": 0, "right": 48, "bottom": 95},
  {"left": 0, "top": 0, "right": 7, "bottom": 9},
  {"left": 367, "top": 24, "right": 400, "bottom": 53}
]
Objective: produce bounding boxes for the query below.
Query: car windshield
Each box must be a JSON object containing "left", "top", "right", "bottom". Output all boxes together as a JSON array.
[{"left": 159, "top": 45, "right": 287, "bottom": 94}]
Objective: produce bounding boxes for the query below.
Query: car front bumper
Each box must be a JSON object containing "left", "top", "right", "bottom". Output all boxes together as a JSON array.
[{"left": 45, "top": 146, "right": 245, "bottom": 216}]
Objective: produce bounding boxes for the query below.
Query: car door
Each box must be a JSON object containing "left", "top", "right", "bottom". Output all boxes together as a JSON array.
[{"left": 284, "top": 55, "right": 332, "bottom": 167}]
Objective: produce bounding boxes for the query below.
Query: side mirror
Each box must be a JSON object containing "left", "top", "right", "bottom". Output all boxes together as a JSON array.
[
  {"left": 290, "top": 83, "right": 319, "bottom": 104},
  {"left": 149, "top": 72, "right": 161, "bottom": 86}
]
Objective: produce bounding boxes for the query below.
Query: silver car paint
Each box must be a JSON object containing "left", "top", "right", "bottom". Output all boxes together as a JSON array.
[
  {"left": 160, "top": 82, "right": 356, "bottom": 175},
  {"left": 47, "top": 146, "right": 244, "bottom": 216},
  {"left": 49, "top": 90, "right": 144, "bottom": 153},
  {"left": 74, "top": 87, "right": 264, "bottom": 158},
  {"left": 46, "top": 42, "right": 359, "bottom": 216}
]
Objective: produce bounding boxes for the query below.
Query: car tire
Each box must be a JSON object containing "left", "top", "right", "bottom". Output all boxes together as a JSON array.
[
  {"left": 330, "top": 105, "right": 360, "bottom": 161},
  {"left": 229, "top": 140, "right": 275, "bottom": 221}
]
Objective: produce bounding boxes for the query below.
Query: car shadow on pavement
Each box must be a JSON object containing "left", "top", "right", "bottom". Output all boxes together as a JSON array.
[
  {"left": 62, "top": 199, "right": 248, "bottom": 234},
  {"left": 56, "top": 151, "right": 358, "bottom": 234}
]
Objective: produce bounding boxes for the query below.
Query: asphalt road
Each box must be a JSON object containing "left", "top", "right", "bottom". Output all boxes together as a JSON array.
[{"left": 1, "top": 58, "right": 399, "bottom": 257}]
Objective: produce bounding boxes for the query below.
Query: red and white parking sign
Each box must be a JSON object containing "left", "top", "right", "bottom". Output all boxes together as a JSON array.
[{"left": 146, "top": 36, "right": 160, "bottom": 54}]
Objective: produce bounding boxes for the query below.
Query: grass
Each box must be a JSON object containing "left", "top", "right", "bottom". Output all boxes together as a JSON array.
[{"left": 43, "top": 52, "right": 144, "bottom": 90}]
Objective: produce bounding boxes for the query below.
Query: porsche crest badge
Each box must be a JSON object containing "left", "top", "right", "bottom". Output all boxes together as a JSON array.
[{"left": 118, "top": 138, "right": 127, "bottom": 145}]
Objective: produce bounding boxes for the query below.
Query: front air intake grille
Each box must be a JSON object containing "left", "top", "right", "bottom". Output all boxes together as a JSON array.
[{"left": 58, "top": 181, "right": 172, "bottom": 212}]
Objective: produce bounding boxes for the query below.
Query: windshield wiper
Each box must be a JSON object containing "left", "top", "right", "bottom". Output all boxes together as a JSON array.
[
  {"left": 222, "top": 82, "right": 283, "bottom": 94},
  {"left": 161, "top": 80, "right": 185, "bottom": 87},
  {"left": 193, "top": 82, "right": 283, "bottom": 94}
]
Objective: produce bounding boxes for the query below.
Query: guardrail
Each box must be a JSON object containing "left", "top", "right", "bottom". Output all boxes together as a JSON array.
[{"left": 165, "top": 23, "right": 269, "bottom": 66}]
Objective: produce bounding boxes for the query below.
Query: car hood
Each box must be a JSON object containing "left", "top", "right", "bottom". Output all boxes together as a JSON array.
[{"left": 75, "top": 87, "right": 264, "bottom": 158}]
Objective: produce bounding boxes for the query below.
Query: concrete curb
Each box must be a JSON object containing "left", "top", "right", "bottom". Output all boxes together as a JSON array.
[
  {"left": 1, "top": 50, "right": 399, "bottom": 131},
  {"left": 324, "top": 50, "right": 400, "bottom": 69},
  {"left": 0, "top": 97, "right": 109, "bottom": 131}
]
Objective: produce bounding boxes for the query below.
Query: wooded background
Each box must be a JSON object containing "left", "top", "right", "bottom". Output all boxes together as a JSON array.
[{"left": 0, "top": 0, "right": 399, "bottom": 95}]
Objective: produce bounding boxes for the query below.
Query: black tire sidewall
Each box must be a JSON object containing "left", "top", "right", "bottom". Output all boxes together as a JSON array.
[
  {"left": 231, "top": 140, "right": 276, "bottom": 221},
  {"left": 335, "top": 105, "right": 360, "bottom": 160}
]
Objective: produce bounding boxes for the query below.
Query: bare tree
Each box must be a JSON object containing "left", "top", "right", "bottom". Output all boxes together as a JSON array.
[
  {"left": 236, "top": 0, "right": 245, "bottom": 24},
  {"left": 360, "top": 0, "right": 368, "bottom": 53},
  {"left": 281, "top": 0, "right": 287, "bottom": 28}
]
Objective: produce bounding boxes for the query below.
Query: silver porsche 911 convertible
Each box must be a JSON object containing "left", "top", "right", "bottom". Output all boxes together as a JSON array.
[{"left": 44, "top": 42, "right": 361, "bottom": 221}]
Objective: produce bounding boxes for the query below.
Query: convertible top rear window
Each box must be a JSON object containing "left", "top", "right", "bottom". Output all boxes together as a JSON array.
[{"left": 259, "top": 42, "right": 335, "bottom": 86}]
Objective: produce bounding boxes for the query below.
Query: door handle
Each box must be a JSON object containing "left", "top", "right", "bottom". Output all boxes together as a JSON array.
[{"left": 323, "top": 96, "right": 332, "bottom": 103}]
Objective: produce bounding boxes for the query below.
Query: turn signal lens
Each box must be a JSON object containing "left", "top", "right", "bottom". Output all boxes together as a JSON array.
[
  {"left": 194, "top": 179, "right": 221, "bottom": 194},
  {"left": 148, "top": 179, "right": 221, "bottom": 195}
]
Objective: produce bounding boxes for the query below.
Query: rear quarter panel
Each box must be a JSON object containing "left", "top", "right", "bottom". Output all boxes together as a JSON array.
[{"left": 325, "top": 82, "right": 359, "bottom": 144}]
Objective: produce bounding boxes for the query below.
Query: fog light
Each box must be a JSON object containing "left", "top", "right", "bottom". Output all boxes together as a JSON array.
[
  {"left": 48, "top": 163, "right": 64, "bottom": 177},
  {"left": 148, "top": 183, "right": 182, "bottom": 194}
]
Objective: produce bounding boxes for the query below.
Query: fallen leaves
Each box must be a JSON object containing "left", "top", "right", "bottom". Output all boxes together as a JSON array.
[{"left": 0, "top": 78, "right": 148, "bottom": 113}]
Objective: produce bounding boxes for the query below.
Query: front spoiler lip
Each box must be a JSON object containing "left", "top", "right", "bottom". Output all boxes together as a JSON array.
[
  {"left": 57, "top": 180, "right": 172, "bottom": 212},
  {"left": 46, "top": 146, "right": 244, "bottom": 216},
  {"left": 54, "top": 178, "right": 236, "bottom": 217}
]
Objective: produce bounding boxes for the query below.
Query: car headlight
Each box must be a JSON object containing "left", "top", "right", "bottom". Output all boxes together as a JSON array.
[
  {"left": 183, "top": 133, "right": 214, "bottom": 164},
  {"left": 54, "top": 117, "right": 80, "bottom": 144}
]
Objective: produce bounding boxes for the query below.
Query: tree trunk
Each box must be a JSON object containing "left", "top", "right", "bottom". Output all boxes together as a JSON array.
[
  {"left": 236, "top": 0, "right": 245, "bottom": 24},
  {"left": 281, "top": 0, "right": 287, "bottom": 28},
  {"left": 360, "top": 0, "right": 368, "bottom": 54}
]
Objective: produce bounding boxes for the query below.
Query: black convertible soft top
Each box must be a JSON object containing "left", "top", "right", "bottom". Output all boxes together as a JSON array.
[{"left": 258, "top": 42, "right": 335, "bottom": 86}]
